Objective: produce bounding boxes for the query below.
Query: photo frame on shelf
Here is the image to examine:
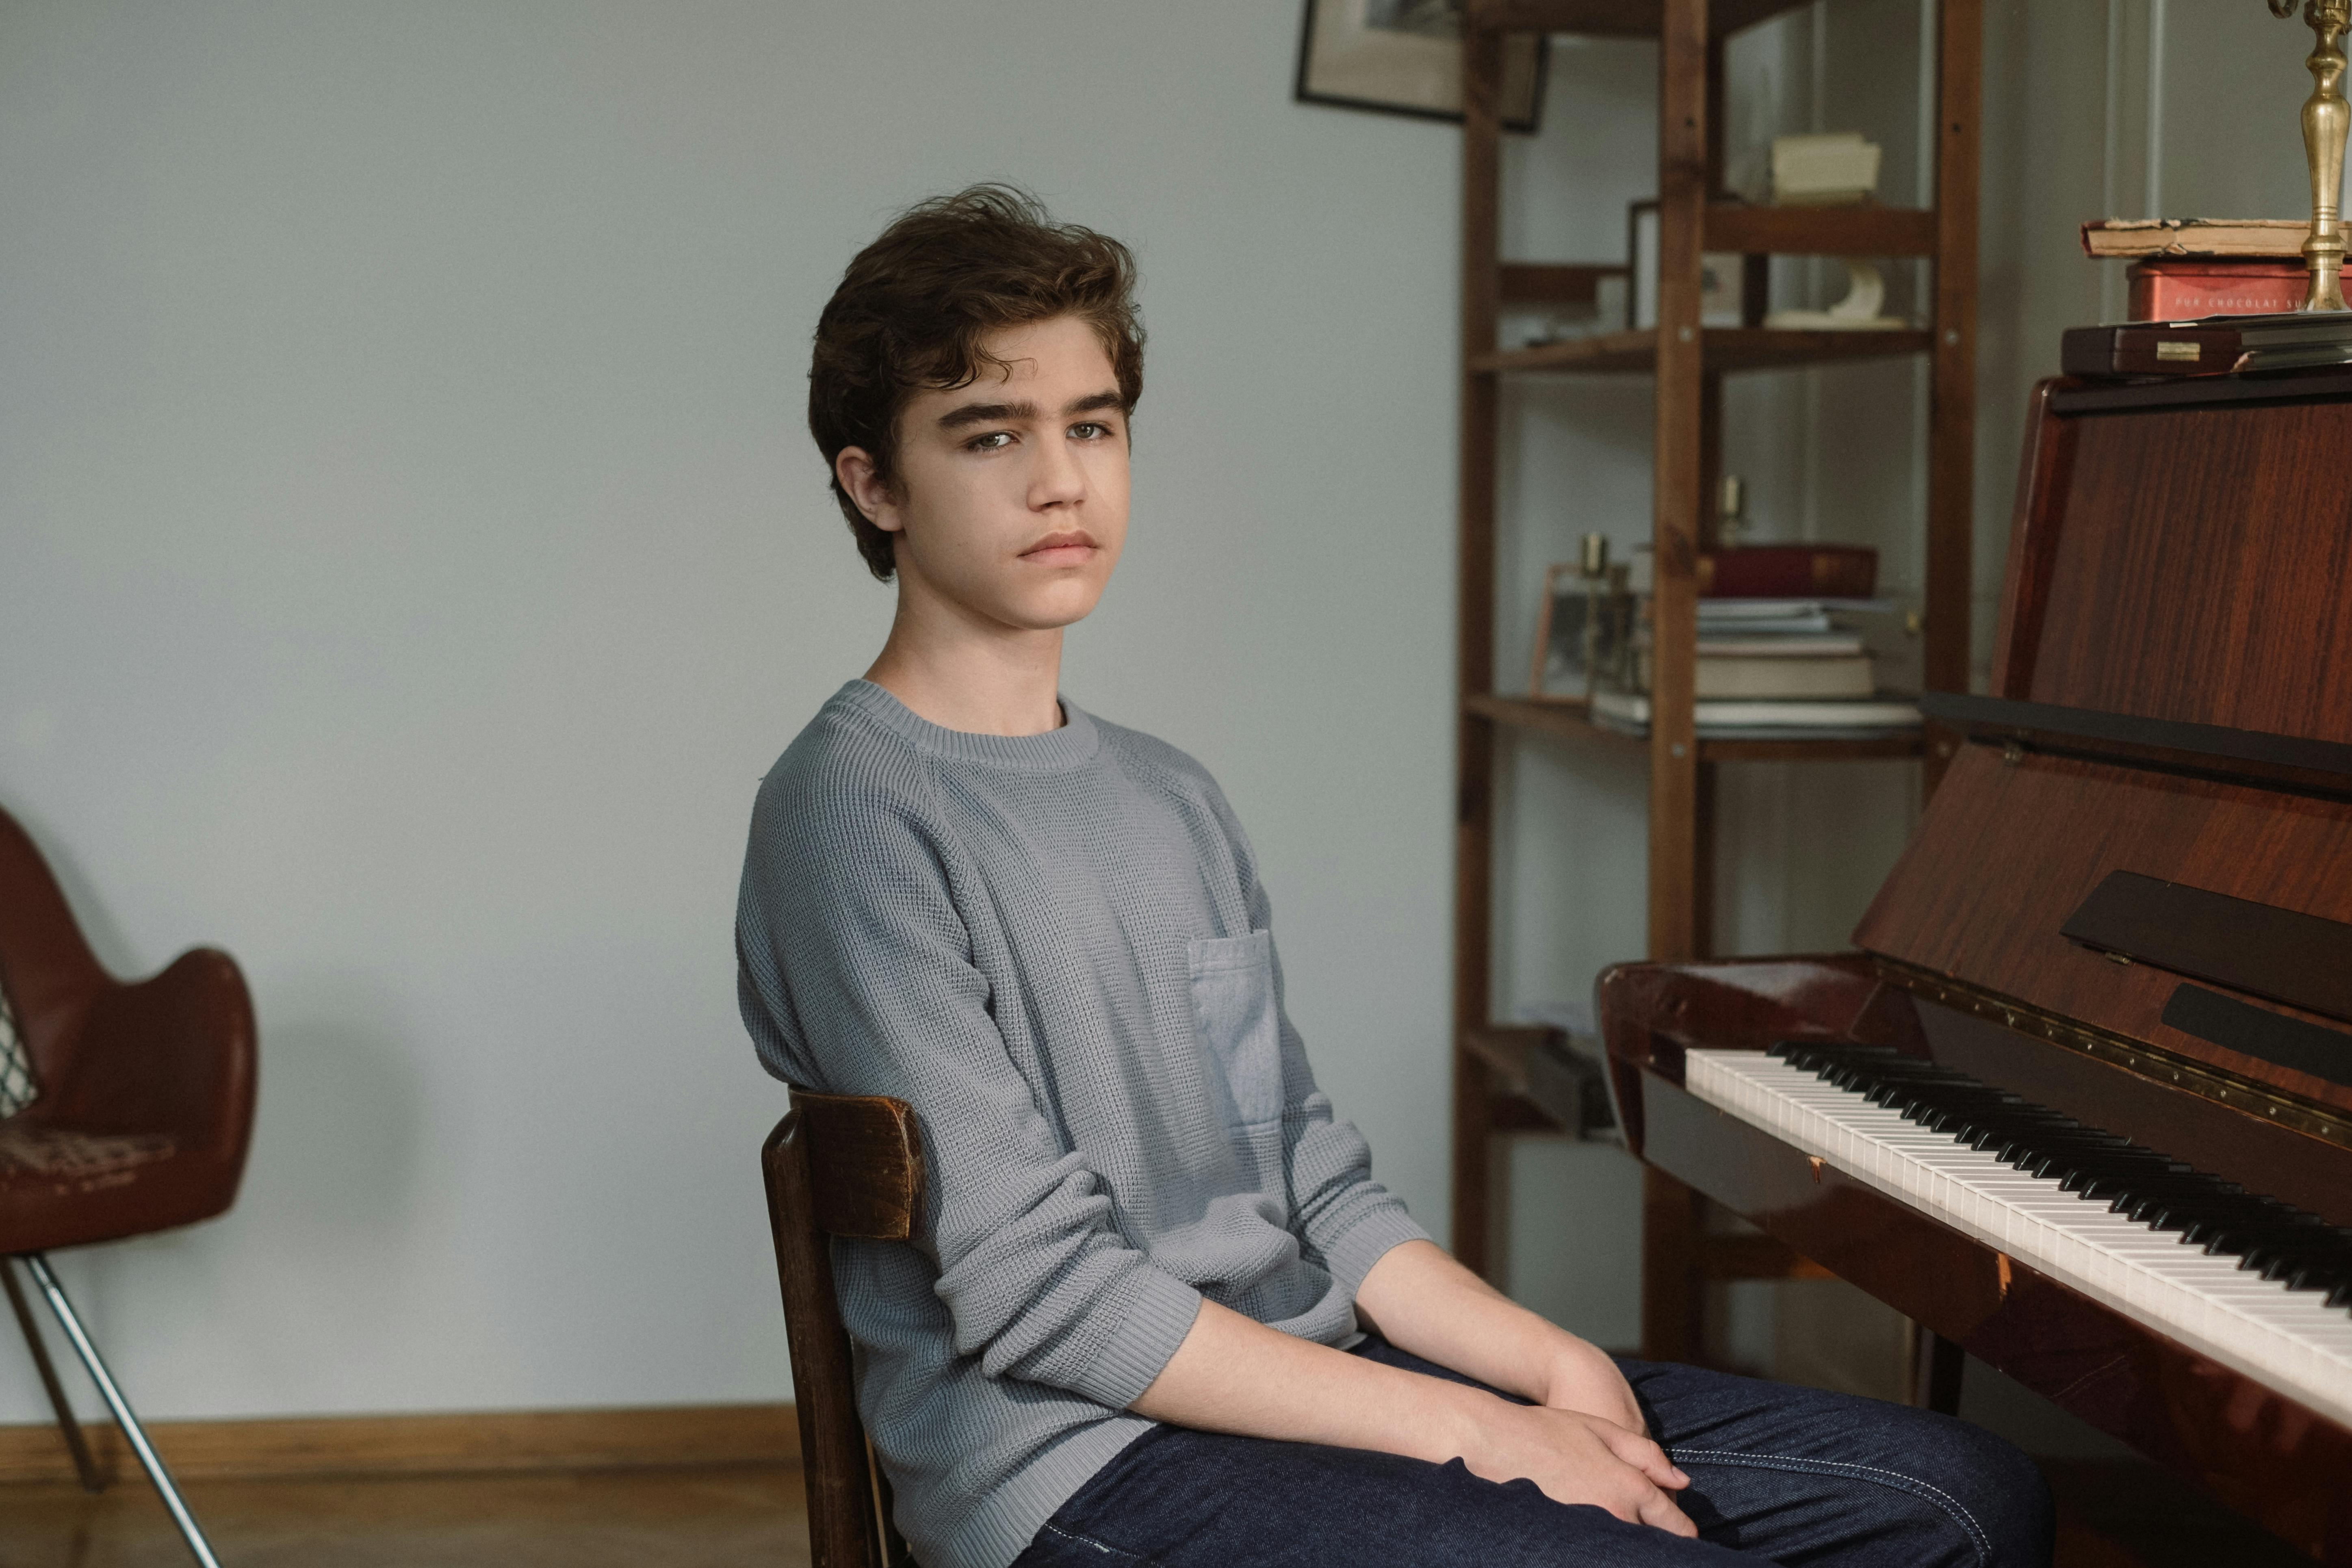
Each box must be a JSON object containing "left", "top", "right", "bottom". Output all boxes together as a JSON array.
[
  {"left": 1529, "top": 562, "right": 1637, "bottom": 703},
  {"left": 1293, "top": 0, "right": 1547, "bottom": 132},
  {"left": 1528, "top": 562, "right": 1586, "bottom": 703}
]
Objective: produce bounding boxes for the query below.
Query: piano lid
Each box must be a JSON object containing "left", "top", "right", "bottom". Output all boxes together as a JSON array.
[{"left": 1856, "top": 371, "right": 2352, "bottom": 1128}]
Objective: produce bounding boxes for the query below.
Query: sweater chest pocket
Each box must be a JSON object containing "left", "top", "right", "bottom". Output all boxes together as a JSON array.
[{"left": 1186, "top": 931, "right": 1283, "bottom": 1129}]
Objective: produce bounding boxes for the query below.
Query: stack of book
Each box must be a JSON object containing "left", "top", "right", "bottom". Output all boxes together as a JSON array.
[
  {"left": 1593, "top": 598, "right": 1921, "bottom": 739},
  {"left": 2079, "top": 218, "right": 2310, "bottom": 321}
]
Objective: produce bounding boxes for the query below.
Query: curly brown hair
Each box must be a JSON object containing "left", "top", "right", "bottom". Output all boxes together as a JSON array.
[{"left": 807, "top": 185, "right": 1146, "bottom": 581}]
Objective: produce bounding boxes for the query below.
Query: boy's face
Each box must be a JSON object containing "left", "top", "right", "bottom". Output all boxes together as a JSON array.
[{"left": 843, "top": 314, "right": 1130, "bottom": 635}]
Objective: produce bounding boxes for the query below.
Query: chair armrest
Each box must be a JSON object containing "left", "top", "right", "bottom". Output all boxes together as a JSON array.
[{"left": 37, "top": 947, "right": 257, "bottom": 1166}]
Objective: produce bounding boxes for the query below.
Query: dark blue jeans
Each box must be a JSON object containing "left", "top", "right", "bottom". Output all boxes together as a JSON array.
[{"left": 1012, "top": 1336, "right": 2052, "bottom": 1568}]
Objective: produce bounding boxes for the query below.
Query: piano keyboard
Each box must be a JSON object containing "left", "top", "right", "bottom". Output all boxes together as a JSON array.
[{"left": 1685, "top": 1043, "right": 2352, "bottom": 1430}]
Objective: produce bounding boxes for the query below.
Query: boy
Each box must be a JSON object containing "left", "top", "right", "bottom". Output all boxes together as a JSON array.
[{"left": 737, "top": 186, "right": 2051, "bottom": 1568}]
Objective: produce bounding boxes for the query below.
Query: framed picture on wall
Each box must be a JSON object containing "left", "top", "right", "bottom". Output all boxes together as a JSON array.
[{"left": 1293, "top": 0, "right": 1548, "bottom": 132}]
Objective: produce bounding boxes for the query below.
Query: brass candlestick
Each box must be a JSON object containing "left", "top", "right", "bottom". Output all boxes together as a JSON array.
[{"left": 2276, "top": 0, "right": 2352, "bottom": 310}]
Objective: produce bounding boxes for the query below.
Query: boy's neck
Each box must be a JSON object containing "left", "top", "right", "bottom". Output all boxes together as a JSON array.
[{"left": 863, "top": 614, "right": 1067, "bottom": 738}]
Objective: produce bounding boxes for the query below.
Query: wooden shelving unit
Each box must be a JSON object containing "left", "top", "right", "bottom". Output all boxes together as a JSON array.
[{"left": 1450, "top": 0, "right": 1979, "bottom": 1363}]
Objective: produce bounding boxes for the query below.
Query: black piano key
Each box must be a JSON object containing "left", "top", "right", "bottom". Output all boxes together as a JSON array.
[
  {"left": 2283, "top": 1259, "right": 2346, "bottom": 1290},
  {"left": 2062, "top": 1155, "right": 2188, "bottom": 1196},
  {"left": 1767, "top": 1039, "right": 2352, "bottom": 1323},
  {"left": 2237, "top": 1226, "right": 2346, "bottom": 1277}
]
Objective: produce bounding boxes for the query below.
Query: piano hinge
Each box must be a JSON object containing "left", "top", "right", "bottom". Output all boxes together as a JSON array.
[{"left": 1870, "top": 956, "right": 2352, "bottom": 1151}]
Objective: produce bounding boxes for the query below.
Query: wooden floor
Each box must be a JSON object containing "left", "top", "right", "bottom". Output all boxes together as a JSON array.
[
  {"left": 0, "top": 1456, "right": 2311, "bottom": 1566},
  {"left": 0, "top": 1464, "right": 808, "bottom": 1568}
]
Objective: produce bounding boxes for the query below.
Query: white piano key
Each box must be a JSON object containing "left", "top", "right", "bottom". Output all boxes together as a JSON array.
[{"left": 1684, "top": 1050, "right": 2352, "bottom": 1426}]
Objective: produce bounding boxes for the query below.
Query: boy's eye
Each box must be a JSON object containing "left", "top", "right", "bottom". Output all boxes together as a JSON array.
[
  {"left": 967, "top": 431, "right": 1015, "bottom": 451},
  {"left": 1070, "top": 422, "right": 1111, "bottom": 440}
]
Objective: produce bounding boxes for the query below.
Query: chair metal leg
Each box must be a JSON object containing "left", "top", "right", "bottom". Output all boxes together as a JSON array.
[
  {"left": 21, "top": 1254, "right": 222, "bottom": 1568},
  {"left": 2, "top": 1257, "right": 104, "bottom": 1492}
]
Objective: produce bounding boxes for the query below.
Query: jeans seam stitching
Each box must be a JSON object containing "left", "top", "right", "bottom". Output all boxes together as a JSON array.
[
  {"left": 1039, "top": 1522, "right": 1154, "bottom": 1566},
  {"left": 1664, "top": 1446, "right": 1994, "bottom": 1567}
]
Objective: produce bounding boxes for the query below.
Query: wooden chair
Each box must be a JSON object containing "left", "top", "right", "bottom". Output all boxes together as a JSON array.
[
  {"left": 762, "top": 1088, "right": 926, "bottom": 1568},
  {"left": 0, "top": 803, "right": 257, "bottom": 1568}
]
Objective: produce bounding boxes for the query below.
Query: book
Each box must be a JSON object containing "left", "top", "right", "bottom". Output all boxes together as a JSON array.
[
  {"left": 2128, "top": 259, "right": 2305, "bottom": 321},
  {"left": 1685, "top": 633, "right": 1865, "bottom": 656},
  {"left": 1696, "top": 545, "right": 1877, "bottom": 599},
  {"left": 1635, "top": 652, "right": 1877, "bottom": 700},
  {"left": 1590, "top": 688, "right": 1921, "bottom": 735},
  {"left": 1629, "top": 545, "right": 1895, "bottom": 606},
  {"left": 1695, "top": 598, "right": 1824, "bottom": 618},
  {"left": 1694, "top": 597, "right": 1895, "bottom": 618},
  {"left": 2061, "top": 311, "right": 2352, "bottom": 378},
  {"left": 1701, "top": 614, "right": 1834, "bottom": 635},
  {"left": 2080, "top": 218, "right": 2307, "bottom": 260}
]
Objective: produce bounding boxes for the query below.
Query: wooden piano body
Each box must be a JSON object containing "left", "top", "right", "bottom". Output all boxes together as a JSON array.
[{"left": 1598, "top": 367, "right": 2352, "bottom": 1561}]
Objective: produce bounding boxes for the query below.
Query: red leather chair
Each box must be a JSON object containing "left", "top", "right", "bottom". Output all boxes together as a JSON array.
[{"left": 0, "top": 805, "right": 256, "bottom": 1568}]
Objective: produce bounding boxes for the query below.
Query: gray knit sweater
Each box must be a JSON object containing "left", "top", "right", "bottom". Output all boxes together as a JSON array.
[{"left": 735, "top": 681, "right": 1427, "bottom": 1568}]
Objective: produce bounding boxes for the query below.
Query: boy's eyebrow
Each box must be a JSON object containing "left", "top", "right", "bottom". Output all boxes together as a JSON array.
[
  {"left": 937, "top": 399, "right": 1037, "bottom": 430},
  {"left": 935, "top": 390, "right": 1126, "bottom": 431}
]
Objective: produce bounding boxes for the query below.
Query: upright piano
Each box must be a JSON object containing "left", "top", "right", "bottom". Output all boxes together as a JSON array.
[{"left": 1598, "top": 364, "right": 2352, "bottom": 1561}]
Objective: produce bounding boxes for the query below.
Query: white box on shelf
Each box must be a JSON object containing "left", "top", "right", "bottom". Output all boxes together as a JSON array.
[{"left": 1771, "top": 132, "right": 1882, "bottom": 206}]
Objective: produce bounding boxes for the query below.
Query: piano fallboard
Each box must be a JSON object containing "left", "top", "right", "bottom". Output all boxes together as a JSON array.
[
  {"left": 1857, "top": 744, "right": 2352, "bottom": 1121},
  {"left": 1598, "top": 954, "right": 2352, "bottom": 1563}
]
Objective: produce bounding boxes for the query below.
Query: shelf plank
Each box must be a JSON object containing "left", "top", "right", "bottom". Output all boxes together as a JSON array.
[
  {"left": 1703, "top": 203, "right": 1938, "bottom": 258},
  {"left": 1465, "top": 692, "right": 1644, "bottom": 750},
  {"left": 1461, "top": 1026, "right": 1617, "bottom": 1138},
  {"left": 1466, "top": 694, "right": 1925, "bottom": 763},
  {"left": 1470, "top": 326, "right": 1935, "bottom": 377},
  {"left": 1500, "top": 262, "right": 1629, "bottom": 306},
  {"left": 1460, "top": 1027, "right": 1563, "bottom": 1134},
  {"left": 1470, "top": 0, "right": 1817, "bottom": 41}
]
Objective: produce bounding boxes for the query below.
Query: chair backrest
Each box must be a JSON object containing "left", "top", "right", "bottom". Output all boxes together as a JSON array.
[
  {"left": 762, "top": 1089, "right": 926, "bottom": 1568},
  {"left": 0, "top": 805, "right": 110, "bottom": 1090}
]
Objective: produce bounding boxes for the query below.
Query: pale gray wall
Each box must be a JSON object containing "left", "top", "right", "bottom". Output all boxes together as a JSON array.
[
  {"left": 0, "top": 0, "right": 2330, "bottom": 1427},
  {"left": 0, "top": 0, "right": 1457, "bottom": 1423}
]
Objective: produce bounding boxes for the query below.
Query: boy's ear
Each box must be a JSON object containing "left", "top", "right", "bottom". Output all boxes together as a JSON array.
[{"left": 835, "top": 446, "right": 903, "bottom": 533}]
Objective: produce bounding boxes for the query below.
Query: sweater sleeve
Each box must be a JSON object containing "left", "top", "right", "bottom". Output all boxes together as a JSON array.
[{"left": 735, "top": 759, "right": 1203, "bottom": 1411}]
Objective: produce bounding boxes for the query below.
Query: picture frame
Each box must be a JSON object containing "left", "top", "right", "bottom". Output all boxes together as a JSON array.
[
  {"left": 1530, "top": 562, "right": 1601, "bottom": 703},
  {"left": 1529, "top": 562, "right": 1583, "bottom": 703},
  {"left": 1532, "top": 556, "right": 1643, "bottom": 701},
  {"left": 1294, "top": 0, "right": 1548, "bottom": 133}
]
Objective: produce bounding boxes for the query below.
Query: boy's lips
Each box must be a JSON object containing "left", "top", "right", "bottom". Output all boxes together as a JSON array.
[{"left": 1020, "top": 530, "right": 1098, "bottom": 565}]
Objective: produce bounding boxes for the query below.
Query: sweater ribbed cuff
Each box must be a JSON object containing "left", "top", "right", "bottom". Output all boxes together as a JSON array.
[
  {"left": 1318, "top": 1203, "right": 1433, "bottom": 1297},
  {"left": 1069, "top": 1265, "right": 1203, "bottom": 1411}
]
